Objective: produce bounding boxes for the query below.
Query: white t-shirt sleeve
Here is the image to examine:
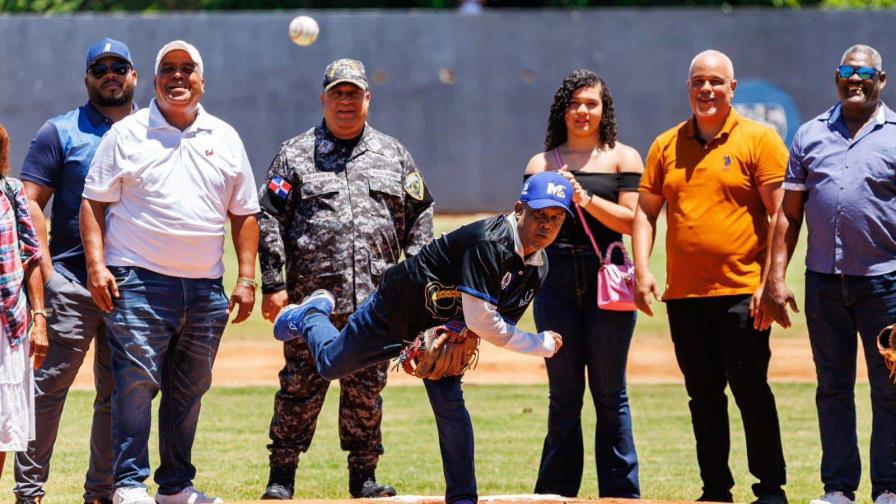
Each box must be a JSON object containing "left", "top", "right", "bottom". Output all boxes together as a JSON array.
[
  {"left": 82, "top": 128, "right": 124, "bottom": 203},
  {"left": 227, "top": 138, "right": 260, "bottom": 215},
  {"left": 461, "top": 292, "right": 556, "bottom": 357}
]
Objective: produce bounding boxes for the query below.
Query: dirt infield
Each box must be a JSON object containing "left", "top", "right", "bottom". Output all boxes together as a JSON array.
[{"left": 70, "top": 332, "right": 867, "bottom": 389}]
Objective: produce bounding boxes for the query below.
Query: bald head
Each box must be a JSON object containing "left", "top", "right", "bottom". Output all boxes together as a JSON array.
[
  {"left": 687, "top": 49, "right": 737, "bottom": 128},
  {"left": 689, "top": 50, "right": 735, "bottom": 80}
]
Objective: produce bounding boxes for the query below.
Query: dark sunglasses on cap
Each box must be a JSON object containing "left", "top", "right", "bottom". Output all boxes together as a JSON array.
[
  {"left": 837, "top": 65, "right": 879, "bottom": 80},
  {"left": 88, "top": 61, "right": 132, "bottom": 79}
]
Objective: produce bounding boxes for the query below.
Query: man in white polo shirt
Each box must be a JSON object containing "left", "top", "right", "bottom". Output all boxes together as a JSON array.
[{"left": 79, "top": 40, "right": 260, "bottom": 504}]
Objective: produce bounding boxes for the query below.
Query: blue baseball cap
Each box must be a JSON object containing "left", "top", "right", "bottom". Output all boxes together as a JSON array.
[
  {"left": 520, "top": 171, "right": 574, "bottom": 216},
  {"left": 85, "top": 38, "right": 132, "bottom": 72}
]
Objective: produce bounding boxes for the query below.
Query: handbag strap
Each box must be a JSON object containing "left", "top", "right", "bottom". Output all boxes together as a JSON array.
[{"left": 553, "top": 149, "right": 605, "bottom": 266}]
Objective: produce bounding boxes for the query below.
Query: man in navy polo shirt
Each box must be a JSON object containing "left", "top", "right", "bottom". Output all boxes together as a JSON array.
[
  {"left": 13, "top": 37, "right": 137, "bottom": 504},
  {"left": 760, "top": 44, "right": 896, "bottom": 504},
  {"left": 272, "top": 171, "right": 571, "bottom": 504}
]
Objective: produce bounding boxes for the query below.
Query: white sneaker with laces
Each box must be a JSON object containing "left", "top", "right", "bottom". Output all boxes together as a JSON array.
[
  {"left": 875, "top": 491, "right": 896, "bottom": 504},
  {"left": 810, "top": 492, "right": 854, "bottom": 504},
  {"left": 155, "top": 486, "right": 224, "bottom": 504},
  {"left": 112, "top": 487, "right": 155, "bottom": 504}
]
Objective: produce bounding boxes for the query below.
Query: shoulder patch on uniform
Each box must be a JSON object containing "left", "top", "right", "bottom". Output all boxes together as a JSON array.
[
  {"left": 369, "top": 169, "right": 402, "bottom": 182},
  {"left": 268, "top": 176, "right": 292, "bottom": 199},
  {"left": 403, "top": 172, "right": 425, "bottom": 201}
]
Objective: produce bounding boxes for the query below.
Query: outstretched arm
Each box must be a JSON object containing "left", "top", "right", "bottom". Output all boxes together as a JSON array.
[{"left": 461, "top": 293, "right": 561, "bottom": 357}]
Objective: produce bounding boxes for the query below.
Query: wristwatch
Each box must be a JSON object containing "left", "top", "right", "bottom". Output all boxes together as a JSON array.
[{"left": 237, "top": 277, "right": 258, "bottom": 290}]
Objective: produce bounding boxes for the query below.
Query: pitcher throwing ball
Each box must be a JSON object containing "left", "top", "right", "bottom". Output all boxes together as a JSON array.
[{"left": 273, "top": 171, "right": 571, "bottom": 504}]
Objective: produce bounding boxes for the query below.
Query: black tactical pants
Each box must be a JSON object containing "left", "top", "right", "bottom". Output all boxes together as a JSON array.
[{"left": 266, "top": 314, "right": 388, "bottom": 473}]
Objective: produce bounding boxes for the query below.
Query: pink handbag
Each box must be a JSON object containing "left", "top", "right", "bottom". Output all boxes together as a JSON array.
[
  {"left": 553, "top": 148, "right": 636, "bottom": 311},
  {"left": 575, "top": 204, "right": 637, "bottom": 311}
]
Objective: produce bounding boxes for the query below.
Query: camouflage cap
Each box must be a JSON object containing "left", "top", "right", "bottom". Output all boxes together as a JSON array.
[{"left": 323, "top": 59, "right": 368, "bottom": 91}]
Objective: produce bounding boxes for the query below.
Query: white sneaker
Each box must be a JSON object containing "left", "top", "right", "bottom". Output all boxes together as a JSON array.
[
  {"left": 875, "top": 491, "right": 896, "bottom": 504},
  {"left": 113, "top": 487, "right": 155, "bottom": 504},
  {"left": 155, "top": 486, "right": 224, "bottom": 504},
  {"left": 810, "top": 492, "right": 854, "bottom": 504}
]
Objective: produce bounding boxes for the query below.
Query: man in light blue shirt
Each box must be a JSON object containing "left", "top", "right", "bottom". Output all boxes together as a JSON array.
[{"left": 760, "top": 44, "right": 896, "bottom": 504}]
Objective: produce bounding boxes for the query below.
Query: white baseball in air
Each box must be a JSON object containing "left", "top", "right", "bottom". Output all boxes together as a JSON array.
[{"left": 289, "top": 15, "right": 319, "bottom": 46}]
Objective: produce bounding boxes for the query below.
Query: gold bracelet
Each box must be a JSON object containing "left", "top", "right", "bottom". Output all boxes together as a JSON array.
[
  {"left": 31, "top": 309, "right": 47, "bottom": 318},
  {"left": 237, "top": 277, "right": 258, "bottom": 289}
]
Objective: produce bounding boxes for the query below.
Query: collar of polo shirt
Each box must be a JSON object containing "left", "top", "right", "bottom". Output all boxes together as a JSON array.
[{"left": 148, "top": 99, "right": 214, "bottom": 133}]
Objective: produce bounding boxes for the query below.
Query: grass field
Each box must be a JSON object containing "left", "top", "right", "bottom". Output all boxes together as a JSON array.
[
  {"left": 12, "top": 214, "right": 826, "bottom": 502},
  {"left": 35, "top": 383, "right": 870, "bottom": 502}
]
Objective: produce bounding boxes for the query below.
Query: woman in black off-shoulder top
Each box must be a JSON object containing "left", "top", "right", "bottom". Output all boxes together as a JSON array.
[{"left": 525, "top": 70, "right": 643, "bottom": 499}]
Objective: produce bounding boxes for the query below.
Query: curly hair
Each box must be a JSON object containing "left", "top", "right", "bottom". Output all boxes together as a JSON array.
[
  {"left": 544, "top": 69, "right": 617, "bottom": 152},
  {"left": 0, "top": 124, "right": 9, "bottom": 177}
]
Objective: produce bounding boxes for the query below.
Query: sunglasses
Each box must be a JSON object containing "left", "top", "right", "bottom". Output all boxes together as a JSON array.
[
  {"left": 837, "top": 65, "right": 878, "bottom": 80},
  {"left": 88, "top": 62, "right": 132, "bottom": 79}
]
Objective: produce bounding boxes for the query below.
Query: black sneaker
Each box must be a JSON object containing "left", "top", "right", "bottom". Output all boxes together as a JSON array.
[
  {"left": 260, "top": 465, "right": 296, "bottom": 500},
  {"left": 15, "top": 496, "right": 40, "bottom": 504},
  {"left": 260, "top": 482, "right": 294, "bottom": 500},
  {"left": 351, "top": 478, "right": 397, "bottom": 499},
  {"left": 752, "top": 493, "right": 789, "bottom": 504},
  {"left": 697, "top": 493, "right": 734, "bottom": 503}
]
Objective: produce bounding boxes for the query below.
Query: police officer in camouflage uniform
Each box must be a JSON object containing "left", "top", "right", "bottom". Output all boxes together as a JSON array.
[{"left": 257, "top": 59, "right": 434, "bottom": 501}]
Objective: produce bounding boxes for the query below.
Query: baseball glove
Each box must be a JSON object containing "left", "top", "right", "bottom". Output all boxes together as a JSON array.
[
  {"left": 878, "top": 324, "right": 896, "bottom": 384},
  {"left": 395, "top": 320, "right": 480, "bottom": 380}
]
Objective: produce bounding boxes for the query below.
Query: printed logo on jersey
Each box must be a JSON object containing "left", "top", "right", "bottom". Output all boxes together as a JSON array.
[
  {"left": 500, "top": 272, "right": 512, "bottom": 290},
  {"left": 517, "top": 289, "right": 535, "bottom": 308},
  {"left": 404, "top": 172, "right": 425, "bottom": 201},
  {"left": 268, "top": 176, "right": 292, "bottom": 200},
  {"left": 546, "top": 182, "right": 566, "bottom": 199},
  {"left": 723, "top": 155, "right": 732, "bottom": 171},
  {"left": 424, "top": 281, "right": 463, "bottom": 320}
]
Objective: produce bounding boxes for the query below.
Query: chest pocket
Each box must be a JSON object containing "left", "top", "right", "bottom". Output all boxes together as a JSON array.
[
  {"left": 864, "top": 146, "right": 896, "bottom": 183},
  {"left": 367, "top": 175, "right": 403, "bottom": 199},
  {"left": 300, "top": 178, "right": 342, "bottom": 200}
]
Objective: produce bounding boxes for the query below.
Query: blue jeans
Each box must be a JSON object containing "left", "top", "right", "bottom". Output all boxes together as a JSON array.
[
  {"left": 805, "top": 271, "right": 896, "bottom": 500},
  {"left": 301, "top": 290, "right": 477, "bottom": 503},
  {"left": 103, "top": 267, "right": 228, "bottom": 494},
  {"left": 532, "top": 247, "right": 639, "bottom": 498}
]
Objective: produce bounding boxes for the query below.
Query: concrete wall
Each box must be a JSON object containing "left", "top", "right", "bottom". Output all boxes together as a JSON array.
[{"left": 0, "top": 10, "right": 890, "bottom": 212}]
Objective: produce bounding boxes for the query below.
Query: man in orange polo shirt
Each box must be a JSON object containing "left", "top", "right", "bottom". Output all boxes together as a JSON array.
[{"left": 632, "top": 50, "right": 788, "bottom": 504}]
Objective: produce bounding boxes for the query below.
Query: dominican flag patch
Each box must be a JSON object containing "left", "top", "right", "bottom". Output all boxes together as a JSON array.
[{"left": 268, "top": 176, "right": 292, "bottom": 199}]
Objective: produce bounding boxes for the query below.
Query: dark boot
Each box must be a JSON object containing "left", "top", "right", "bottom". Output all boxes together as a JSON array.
[
  {"left": 261, "top": 465, "right": 296, "bottom": 500},
  {"left": 349, "top": 469, "right": 397, "bottom": 498}
]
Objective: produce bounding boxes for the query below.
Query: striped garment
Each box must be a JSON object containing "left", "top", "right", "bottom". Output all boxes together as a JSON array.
[{"left": 0, "top": 178, "right": 41, "bottom": 347}]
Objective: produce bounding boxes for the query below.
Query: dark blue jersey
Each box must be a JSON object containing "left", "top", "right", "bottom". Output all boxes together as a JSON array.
[{"left": 379, "top": 214, "right": 548, "bottom": 343}]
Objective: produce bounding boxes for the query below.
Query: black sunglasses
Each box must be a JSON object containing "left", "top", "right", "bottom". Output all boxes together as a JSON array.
[
  {"left": 837, "top": 65, "right": 878, "bottom": 80},
  {"left": 88, "top": 62, "right": 132, "bottom": 79}
]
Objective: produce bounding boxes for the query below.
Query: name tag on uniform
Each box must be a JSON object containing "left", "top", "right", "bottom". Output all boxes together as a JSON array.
[
  {"left": 302, "top": 172, "right": 338, "bottom": 184},
  {"left": 368, "top": 169, "right": 401, "bottom": 181}
]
